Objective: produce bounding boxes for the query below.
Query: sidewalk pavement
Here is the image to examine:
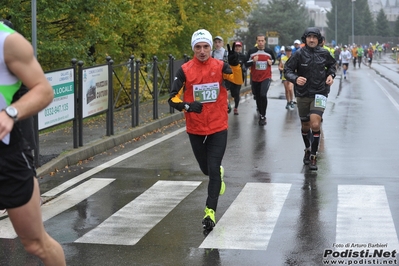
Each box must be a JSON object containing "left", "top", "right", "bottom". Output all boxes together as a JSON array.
[{"left": 369, "top": 53, "right": 399, "bottom": 84}]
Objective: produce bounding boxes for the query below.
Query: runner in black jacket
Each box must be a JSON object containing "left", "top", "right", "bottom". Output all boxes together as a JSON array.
[{"left": 284, "top": 27, "right": 336, "bottom": 170}]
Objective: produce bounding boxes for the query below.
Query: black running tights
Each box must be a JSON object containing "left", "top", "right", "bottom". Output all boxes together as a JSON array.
[
  {"left": 252, "top": 79, "right": 271, "bottom": 117},
  {"left": 188, "top": 130, "right": 227, "bottom": 211}
]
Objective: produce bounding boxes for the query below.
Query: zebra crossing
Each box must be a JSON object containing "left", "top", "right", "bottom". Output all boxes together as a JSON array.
[{"left": 1, "top": 178, "right": 398, "bottom": 253}]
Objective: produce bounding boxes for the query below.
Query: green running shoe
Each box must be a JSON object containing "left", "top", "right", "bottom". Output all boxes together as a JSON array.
[
  {"left": 220, "top": 166, "right": 225, "bottom": 195},
  {"left": 202, "top": 207, "right": 216, "bottom": 231}
]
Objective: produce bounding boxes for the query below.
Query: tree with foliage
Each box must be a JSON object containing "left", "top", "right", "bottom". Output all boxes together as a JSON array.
[
  {"left": 167, "top": 0, "right": 253, "bottom": 59},
  {"left": 356, "top": 0, "right": 375, "bottom": 36},
  {"left": 326, "top": 0, "right": 374, "bottom": 45},
  {"left": 0, "top": 0, "right": 180, "bottom": 69},
  {"left": 0, "top": 0, "right": 253, "bottom": 71},
  {"left": 241, "top": 1, "right": 308, "bottom": 50},
  {"left": 375, "top": 8, "right": 392, "bottom": 37},
  {"left": 394, "top": 16, "right": 399, "bottom": 39}
]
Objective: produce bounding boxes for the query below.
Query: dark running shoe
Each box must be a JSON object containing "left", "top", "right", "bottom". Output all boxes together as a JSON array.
[
  {"left": 227, "top": 101, "right": 232, "bottom": 114},
  {"left": 309, "top": 154, "right": 318, "bottom": 170},
  {"left": 303, "top": 149, "right": 311, "bottom": 165},
  {"left": 259, "top": 116, "right": 266, "bottom": 126}
]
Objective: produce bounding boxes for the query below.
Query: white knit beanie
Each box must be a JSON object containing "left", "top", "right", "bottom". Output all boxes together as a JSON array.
[{"left": 191, "top": 29, "right": 213, "bottom": 51}]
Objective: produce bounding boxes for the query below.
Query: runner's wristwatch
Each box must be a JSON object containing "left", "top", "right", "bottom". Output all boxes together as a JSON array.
[{"left": 3, "top": 106, "right": 18, "bottom": 122}]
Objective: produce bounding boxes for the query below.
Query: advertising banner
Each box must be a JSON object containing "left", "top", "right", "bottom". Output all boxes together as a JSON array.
[
  {"left": 39, "top": 69, "right": 75, "bottom": 130},
  {"left": 82, "top": 65, "right": 109, "bottom": 118}
]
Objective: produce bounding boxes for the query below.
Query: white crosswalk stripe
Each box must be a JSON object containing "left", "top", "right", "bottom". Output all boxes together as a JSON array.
[
  {"left": 335, "top": 185, "right": 399, "bottom": 250},
  {"left": 199, "top": 183, "right": 291, "bottom": 250},
  {"left": 75, "top": 180, "right": 201, "bottom": 245},
  {"left": 0, "top": 178, "right": 115, "bottom": 239}
]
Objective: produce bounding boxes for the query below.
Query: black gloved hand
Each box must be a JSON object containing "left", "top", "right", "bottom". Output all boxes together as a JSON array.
[
  {"left": 184, "top": 101, "right": 203, "bottom": 113},
  {"left": 227, "top": 43, "right": 239, "bottom": 66}
]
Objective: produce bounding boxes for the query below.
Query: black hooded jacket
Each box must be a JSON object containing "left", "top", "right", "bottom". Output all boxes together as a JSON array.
[{"left": 284, "top": 45, "right": 336, "bottom": 98}]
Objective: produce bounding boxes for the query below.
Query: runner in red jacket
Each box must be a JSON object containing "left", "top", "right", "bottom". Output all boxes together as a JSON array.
[
  {"left": 168, "top": 29, "right": 242, "bottom": 232},
  {"left": 245, "top": 34, "right": 276, "bottom": 126}
]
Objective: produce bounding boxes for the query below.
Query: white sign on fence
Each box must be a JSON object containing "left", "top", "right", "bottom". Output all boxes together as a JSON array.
[
  {"left": 267, "top": 37, "right": 279, "bottom": 45},
  {"left": 39, "top": 69, "right": 75, "bottom": 130},
  {"left": 82, "top": 65, "right": 109, "bottom": 118}
]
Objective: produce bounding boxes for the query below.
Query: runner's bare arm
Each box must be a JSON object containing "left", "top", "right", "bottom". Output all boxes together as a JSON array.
[{"left": 4, "top": 32, "right": 53, "bottom": 120}]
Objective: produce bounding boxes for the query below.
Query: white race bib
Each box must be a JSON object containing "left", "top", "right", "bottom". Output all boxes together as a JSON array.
[
  {"left": 193, "top": 82, "right": 220, "bottom": 103},
  {"left": 314, "top": 94, "right": 327, "bottom": 109},
  {"left": 255, "top": 61, "right": 267, "bottom": 70}
]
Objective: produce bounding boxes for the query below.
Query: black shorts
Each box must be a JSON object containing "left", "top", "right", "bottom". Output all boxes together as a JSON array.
[
  {"left": 296, "top": 97, "right": 325, "bottom": 122},
  {"left": 0, "top": 148, "right": 36, "bottom": 209}
]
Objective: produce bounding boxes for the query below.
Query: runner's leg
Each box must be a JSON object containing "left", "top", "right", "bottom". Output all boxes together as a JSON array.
[{"left": 8, "top": 177, "right": 66, "bottom": 266}]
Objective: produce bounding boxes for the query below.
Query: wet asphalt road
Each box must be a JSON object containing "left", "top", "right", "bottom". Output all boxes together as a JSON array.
[{"left": 1, "top": 55, "right": 399, "bottom": 266}]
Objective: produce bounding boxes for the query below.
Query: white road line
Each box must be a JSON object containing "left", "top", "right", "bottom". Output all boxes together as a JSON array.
[
  {"left": 75, "top": 180, "right": 201, "bottom": 245},
  {"left": 42, "top": 127, "right": 186, "bottom": 197},
  {"left": 336, "top": 185, "right": 399, "bottom": 249},
  {"left": 0, "top": 178, "right": 115, "bottom": 239},
  {"left": 199, "top": 183, "right": 291, "bottom": 250},
  {"left": 374, "top": 80, "right": 399, "bottom": 112}
]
